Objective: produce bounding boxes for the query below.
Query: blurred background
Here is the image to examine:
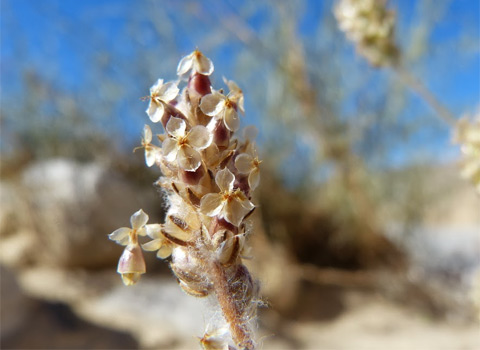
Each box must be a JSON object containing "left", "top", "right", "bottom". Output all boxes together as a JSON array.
[{"left": 1, "top": 0, "right": 479, "bottom": 349}]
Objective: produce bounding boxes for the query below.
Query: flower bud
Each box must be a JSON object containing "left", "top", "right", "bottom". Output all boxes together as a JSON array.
[
  {"left": 209, "top": 119, "right": 231, "bottom": 149},
  {"left": 216, "top": 232, "right": 244, "bottom": 266},
  {"left": 234, "top": 174, "right": 250, "bottom": 197},
  {"left": 228, "top": 264, "right": 257, "bottom": 315},
  {"left": 161, "top": 102, "right": 189, "bottom": 129},
  {"left": 117, "top": 243, "right": 146, "bottom": 286},
  {"left": 187, "top": 73, "right": 213, "bottom": 125},
  {"left": 188, "top": 73, "right": 212, "bottom": 102},
  {"left": 209, "top": 217, "right": 237, "bottom": 236},
  {"left": 171, "top": 247, "right": 212, "bottom": 297},
  {"left": 181, "top": 165, "right": 205, "bottom": 186}
]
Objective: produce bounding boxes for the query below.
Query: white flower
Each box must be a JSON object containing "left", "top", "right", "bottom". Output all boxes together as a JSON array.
[
  {"left": 177, "top": 49, "right": 214, "bottom": 76},
  {"left": 142, "top": 224, "right": 174, "bottom": 259},
  {"left": 200, "top": 168, "right": 254, "bottom": 227},
  {"left": 223, "top": 77, "right": 244, "bottom": 114},
  {"left": 235, "top": 148, "right": 261, "bottom": 191},
  {"left": 108, "top": 209, "right": 149, "bottom": 246},
  {"left": 146, "top": 79, "right": 179, "bottom": 123},
  {"left": 109, "top": 209, "right": 149, "bottom": 286},
  {"left": 142, "top": 217, "right": 191, "bottom": 259},
  {"left": 136, "top": 125, "right": 161, "bottom": 167},
  {"left": 162, "top": 117, "right": 212, "bottom": 171},
  {"left": 200, "top": 91, "right": 240, "bottom": 132}
]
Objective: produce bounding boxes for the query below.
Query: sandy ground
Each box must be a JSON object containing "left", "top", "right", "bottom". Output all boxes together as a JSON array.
[
  {"left": 2, "top": 161, "right": 479, "bottom": 349},
  {"left": 261, "top": 297, "right": 480, "bottom": 350},
  {"left": 2, "top": 265, "right": 479, "bottom": 350}
]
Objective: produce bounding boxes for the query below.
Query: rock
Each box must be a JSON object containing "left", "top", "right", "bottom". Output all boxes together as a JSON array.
[
  {"left": 17, "top": 266, "right": 204, "bottom": 349},
  {"left": 0, "top": 229, "right": 35, "bottom": 267},
  {"left": 75, "top": 276, "right": 205, "bottom": 349},
  {"left": 1, "top": 158, "right": 162, "bottom": 269},
  {"left": 0, "top": 265, "right": 138, "bottom": 350},
  {"left": 0, "top": 265, "right": 35, "bottom": 339}
]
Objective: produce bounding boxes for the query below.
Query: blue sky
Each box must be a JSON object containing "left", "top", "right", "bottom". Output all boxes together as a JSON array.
[
  {"left": 2, "top": 0, "right": 478, "bottom": 100},
  {"left": 1, "top": 0, "right": 479, "bottom": 172}
]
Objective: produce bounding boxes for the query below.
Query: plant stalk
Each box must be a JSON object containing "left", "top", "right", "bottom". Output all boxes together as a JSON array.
[{"left": 209, "top": 261, "right": 254, "bottom": 350}]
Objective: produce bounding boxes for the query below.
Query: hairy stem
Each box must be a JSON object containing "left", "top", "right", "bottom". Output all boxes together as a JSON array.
[{"left": 209, "top": 261, "right": 254, "bottom": 350}]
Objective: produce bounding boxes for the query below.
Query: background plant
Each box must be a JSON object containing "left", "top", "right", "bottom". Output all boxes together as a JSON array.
[{"left": 1, "top": 0, "right": 479, "bottom": 349}]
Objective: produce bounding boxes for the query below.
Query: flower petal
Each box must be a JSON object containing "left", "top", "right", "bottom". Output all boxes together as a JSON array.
[
  {"left": 143, "top": 125, "right": 152, "bottom": 143},
  {"left": 243, "top": 125, "right": 258, "bottom": 141},
  {"left": 142, "top": 238, "right": 163, "bottom": 251},
  {"left": 146, "top": 102, "right": 154, "bottom": 119},
  {"left": 177, "top": 145, "right": 202, "bottom": 171},
  {"left": 224, "top": 77, "right": 240, "bottom": 92},
  {"left": 131, "top": 209, "right": 149, "bottom": 230},
  {"left": 187, "top": 125, "right": 212, "bottom": 150},
  {"left": 237, "top": 95, "right": 245, "bottom": 114},
  {"left": 223, "top": 106, "right": 239, "bottom": 132},
  {"left": 145, "top": 147, "right": 157, "bottom": 167},
  {"left": 224, "top": 199, "right": 251, "bottom": 227},
  {"left": 145, "top": 224, "right": 162, "bottom": 239},
  {"left": 224, "top": 78, "right": 244, "bottom": 114},
  {"left": 200, "top": 92, "right": 225, "bottom": 116},
  {"left": 235, "top": 153, "right": 253, "bottom": 174},
  {"left": 200, "top": 193, "right": 224, "bottom": 217},
  {"left": 177, "top": 54, "right": 193, "bottom": 75},
  {"left": 150, "top": 78, "right": 163, "bottom": 94},
  {"left": 215, "top": 168, "right": 235, "bottom": 192},
  {"left": 162, "top": 137, "right": 179, "bottom": 162},
  {"left": 159, "top": 82, "right": 179, "bottom": 102},
  {"left": 157, "top": 244, "right": 173, "bottom": 259},
  {"left": 166, "top": 117, "right": 186, "bottom": 138},
  {"left": 148, "top": 102, "right": 164, "bottom": 123},
  {"left": 248, "top": 168, "right": 260, "bottom": 190},
  {"left": 136, "top": 227, "right": 147, "bottom": 237},
  {"left": 108, "top": 227, "right": 131, "bottom": 245},
  {"left": 239, "top": 196, "right": 255, "bottom": 211},
  {"left": 194, "top": 52, "right": 214, "bottom": 75}
]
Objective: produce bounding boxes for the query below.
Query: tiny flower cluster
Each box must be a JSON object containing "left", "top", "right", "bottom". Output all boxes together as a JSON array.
[
  {"left": 109, "top": 49, "right": 260, "bottom": 350},
  {"left": 454, "top": 115, "right": 480, "bottom": 194},
  {"left": 334, "top": 0, "right": 399, "bottom": 67}
]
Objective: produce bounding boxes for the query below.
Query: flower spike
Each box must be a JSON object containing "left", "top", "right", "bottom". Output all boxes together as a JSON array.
[{"left": 111, "top": 50, "right": 261, "bottom": 349}]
